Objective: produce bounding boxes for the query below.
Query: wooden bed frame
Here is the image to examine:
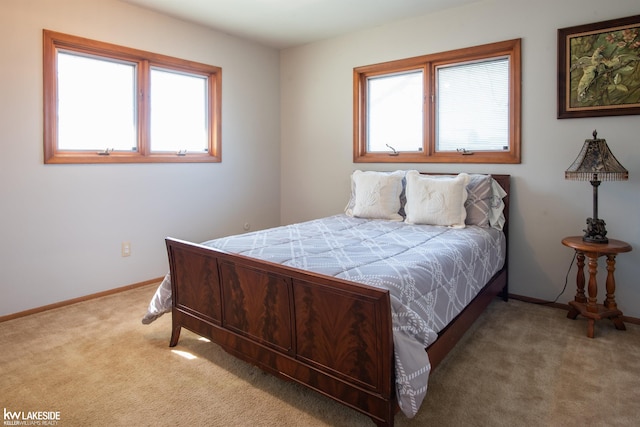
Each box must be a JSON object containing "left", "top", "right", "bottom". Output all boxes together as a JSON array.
[{"left": 166, "top": 174, "right": 509, "bottom": 427}]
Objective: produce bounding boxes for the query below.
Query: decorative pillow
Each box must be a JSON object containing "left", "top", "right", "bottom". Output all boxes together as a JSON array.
[
  {"left": 413, "top": 173, "right": 497, "bottom": 228},
  {"left": 464, "top": 174, "right": 493, "bottom": 228},
  {"left": 345, "top": 170, "right": 405, "bottom": 221},
  {"left": 404, "top": 171, "right": 469, "bottom": 227}
]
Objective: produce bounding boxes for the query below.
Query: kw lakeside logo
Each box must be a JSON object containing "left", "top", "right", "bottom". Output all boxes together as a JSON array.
[{"left": 3, "top": 408, "right": 60, "bottom": 426}]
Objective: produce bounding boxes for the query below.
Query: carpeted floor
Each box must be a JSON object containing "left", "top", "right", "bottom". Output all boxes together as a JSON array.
[{"left": 1, "top": 284, "right": 639, "bottom": 426}]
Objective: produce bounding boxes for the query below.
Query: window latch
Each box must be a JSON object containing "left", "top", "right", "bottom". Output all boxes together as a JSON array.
[
  {"left": 386, "top": 144, "right": 399, "bottom": 156},
  {"left": 97, "top": 148, "right": 114, "bottom": 156},
  {"left": 176, "top": 149, "right": 187, "bottom": 156},
  {"left": 457, "top": 148, "right": 474, "bottom": 155}
]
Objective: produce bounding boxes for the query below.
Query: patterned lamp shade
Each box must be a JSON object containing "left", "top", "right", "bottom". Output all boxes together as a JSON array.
[{"left": 565, "top": 130, "right": 628, "bottom": 182}]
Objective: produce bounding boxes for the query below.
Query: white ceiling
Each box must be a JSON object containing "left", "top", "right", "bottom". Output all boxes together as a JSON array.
[{"left": 122, "top": 0, "right": 479, "bottom": 49}]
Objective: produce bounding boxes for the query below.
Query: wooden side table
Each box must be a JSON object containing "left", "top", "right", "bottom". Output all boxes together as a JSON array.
[{"left": 562, "top": 236, "right": 632, "bottom": 338}]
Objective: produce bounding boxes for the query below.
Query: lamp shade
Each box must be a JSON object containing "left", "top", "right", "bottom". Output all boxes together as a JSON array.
[{"left": 565, "top": 130, "right": 628, "bottom": 182}]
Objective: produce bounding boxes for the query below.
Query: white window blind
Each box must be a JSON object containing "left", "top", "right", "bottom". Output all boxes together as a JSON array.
[{"left": 436, "top": 57, "right": 509, "bottom": 152}]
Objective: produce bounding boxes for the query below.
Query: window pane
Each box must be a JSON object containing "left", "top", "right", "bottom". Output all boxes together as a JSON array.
[
  {"left": 367, "top": 71, "right": 423, "bottom": 153},
  {"left": 436, "top": 58, "right": 509, "bottom": 152},
  {"left": 57, "top": 52, "right": 137, "bottom": 151},
  {"left": 150, "top": 68, "right": 208, "bottom": 153}
]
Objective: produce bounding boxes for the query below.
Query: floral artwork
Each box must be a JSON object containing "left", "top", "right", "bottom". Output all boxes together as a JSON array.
[{"left": 558, "top": 15, "right": 640, "bottom": 118}]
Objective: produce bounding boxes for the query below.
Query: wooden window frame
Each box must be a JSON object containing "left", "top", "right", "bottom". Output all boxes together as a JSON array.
[
  {"left": 43, "top": 30, "right": 222, "bottom": 164},
  {"left": 353, "top": 38, "right": 521, "bottom": 164}
]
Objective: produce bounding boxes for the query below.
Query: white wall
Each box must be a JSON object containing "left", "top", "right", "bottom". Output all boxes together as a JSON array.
[
  {"left": 3, "top": 0, "right": 639, "bottom": 321},
  {"left": 0, "top": 0, "right": 281, "bottom": 316},
  {"left": 280, "top": 0, "right": 640, "bottom": 316}
]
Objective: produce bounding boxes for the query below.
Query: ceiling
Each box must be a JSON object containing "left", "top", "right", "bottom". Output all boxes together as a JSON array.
[{"left": 122, "top": 0, "right": 479, "bottom": 49}]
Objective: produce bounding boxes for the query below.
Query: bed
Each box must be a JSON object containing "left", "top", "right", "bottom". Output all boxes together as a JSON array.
[{"left": 143, "top": 171, "right": 510, "bottom": 426}]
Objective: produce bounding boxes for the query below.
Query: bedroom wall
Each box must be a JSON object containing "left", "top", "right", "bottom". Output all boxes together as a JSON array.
[
  {"left": 280, "top": 0, "right": 640, "bottom": 317},
  {"left": 0, "top": 0, "right": 281, "bottom": 316}
]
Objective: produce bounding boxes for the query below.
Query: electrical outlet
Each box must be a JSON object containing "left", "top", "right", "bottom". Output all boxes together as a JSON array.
[{"left": 121, "top": 241, "right": 131, "bottom": 257}]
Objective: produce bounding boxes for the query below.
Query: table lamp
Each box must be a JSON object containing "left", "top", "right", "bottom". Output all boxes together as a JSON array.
[{"left": 565, "top": 130, "right": 628, "bottom": 244}]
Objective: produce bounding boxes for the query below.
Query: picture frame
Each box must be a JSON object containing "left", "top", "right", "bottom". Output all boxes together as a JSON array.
[{"left": 558, "top": 15, "right": 640, "bottom": 119}]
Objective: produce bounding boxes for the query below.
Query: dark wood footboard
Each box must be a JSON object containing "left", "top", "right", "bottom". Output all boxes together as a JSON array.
[{"left": 166, "top": 238, "right": 396, "bottom": 426}]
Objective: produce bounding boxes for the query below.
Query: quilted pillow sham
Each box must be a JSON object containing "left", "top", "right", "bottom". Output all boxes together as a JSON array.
[
  {"left": 404, "top": 171, "right": 469, "bottom": 227},
  {"left": 416, "top": 173, "right": 502, "bottom": 229},
  {"left": 345, "top": 170, "right": 405, "bottom": 221}
]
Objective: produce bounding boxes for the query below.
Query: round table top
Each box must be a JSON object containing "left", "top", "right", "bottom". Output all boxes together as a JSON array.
[{"left": 562, "top": 236, "right": 632, "bottom": 254}]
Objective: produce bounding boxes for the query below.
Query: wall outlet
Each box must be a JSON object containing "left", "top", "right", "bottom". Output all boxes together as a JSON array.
[{"left": 121, "top": 241, "right": 131, "bottom": 257}]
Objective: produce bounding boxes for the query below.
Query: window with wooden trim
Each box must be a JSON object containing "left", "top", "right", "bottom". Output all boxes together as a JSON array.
[
  {"left": 43, "top": 30, "right": 222, "bottom": 164},
  {"left": 353, "top": 39, "right": 521, "bottom": 163}
]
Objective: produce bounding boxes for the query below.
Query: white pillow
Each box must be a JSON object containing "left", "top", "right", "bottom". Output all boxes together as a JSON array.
[
  {"left": 404, "top": 171, "right": 469, "bottom": 227},
  {"left": 346, "top": 170, "right": 405, "bottom": 221}
]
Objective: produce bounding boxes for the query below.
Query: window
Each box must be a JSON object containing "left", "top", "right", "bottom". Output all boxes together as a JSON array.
[
  {"left": 353, "top": 39, "right": 521, "bottom": 163},
  {"left": 43, "top": 30, "right": 222, "bottom": 164}
]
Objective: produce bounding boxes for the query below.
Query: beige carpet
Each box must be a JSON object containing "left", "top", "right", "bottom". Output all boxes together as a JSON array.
[{"left": 1, "top": 284, "right": 639, "bottom": 427}]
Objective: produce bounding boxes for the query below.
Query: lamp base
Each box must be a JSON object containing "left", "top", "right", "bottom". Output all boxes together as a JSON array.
[{"left": 583, "top": 217, "right": 608, "bottom": 244}]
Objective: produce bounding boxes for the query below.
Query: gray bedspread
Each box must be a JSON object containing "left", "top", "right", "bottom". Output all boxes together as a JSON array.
[{"left": 143, "top": 214, "right": 506, "bottom": 418}]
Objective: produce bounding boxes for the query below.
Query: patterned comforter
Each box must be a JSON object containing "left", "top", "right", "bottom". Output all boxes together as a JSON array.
[{"left": 143, "top": 214, "right": 506, "bottom": 418}]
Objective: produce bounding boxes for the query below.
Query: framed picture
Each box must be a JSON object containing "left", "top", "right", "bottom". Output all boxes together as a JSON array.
[{"left": 558, "top": 15, "right": 640, "bottom": 119}]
